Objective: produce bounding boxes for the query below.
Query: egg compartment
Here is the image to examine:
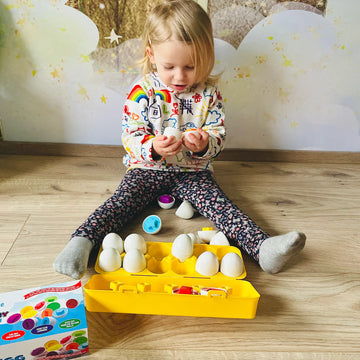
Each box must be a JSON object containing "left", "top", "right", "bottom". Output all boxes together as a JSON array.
[
  {"left": 84, "top": 273, "right": 260, "bottom": 319},
  {"left": 95, "top": 241, "right": 247, "bottom": 279},
  {"left": 85, "top": 241, "right": 260, "bottom": 318}
]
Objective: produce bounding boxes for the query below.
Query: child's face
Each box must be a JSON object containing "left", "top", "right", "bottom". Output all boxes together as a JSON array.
[{"left": 147, "top": 40, "right": 197, "bottom": 92}]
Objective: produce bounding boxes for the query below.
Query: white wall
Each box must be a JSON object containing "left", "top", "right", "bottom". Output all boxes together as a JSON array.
[{"left": 0, "top": 0, "right": 359, "bottom": 151}]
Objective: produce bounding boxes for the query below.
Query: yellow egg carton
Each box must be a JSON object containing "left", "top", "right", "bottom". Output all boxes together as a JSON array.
[{"left": 84, "top": 241, "right": 260, "bottom": 319}]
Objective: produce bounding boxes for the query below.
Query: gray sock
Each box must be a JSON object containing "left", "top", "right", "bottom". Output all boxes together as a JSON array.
[
  {"left": 53, "top": 237, "right": 93, "bottom": 279},
  {"left": 259, "top": 231, "right": 306, "bottom": 274}
]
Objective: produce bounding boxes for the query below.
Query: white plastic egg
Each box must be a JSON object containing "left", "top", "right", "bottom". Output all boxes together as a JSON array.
[
  {"left": 164, "top": 127, "right": 182, "bottom": 140},
  {"left": 122, "top": 249, "right": 146, "bottom": 273},
  {"left": 175, "top": 200, "right": 195, "bottom": 219},
  {"left": 171, "top": 234, "right": 193, "bottom": 262},
  {"left": 209, "top": 232, "right": 230, "bottom": 246},
  {"left": 184, "top": 129, "right": 198, "bottom": 140},
  {"left": 158, "top": 194, "right": 175, "bottom": 209},
  {"left": 102, "top": 233, "right": 124, "bottom": 253},
  {"left": 187, "top": 232, "right": 202, "bottom": 244},
  {"left": 197, "top": 229, "right": 218, "bottom": 243},
  {"left": 220, "top": 252, "right": 244, "bottom": 277},
  {"left": 124, "top": 233, "right": 147, "bottom": 254},
  {"left": 98, "top": 248, "right": 122, "bottom": 272},
  {"left": 195, "top": 251, "right": 219, "bottom": 276}
]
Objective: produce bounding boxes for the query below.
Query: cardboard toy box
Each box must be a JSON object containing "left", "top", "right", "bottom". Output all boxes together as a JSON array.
[{"left": 0, "top": 280, "right": 88, "bottom": 359}]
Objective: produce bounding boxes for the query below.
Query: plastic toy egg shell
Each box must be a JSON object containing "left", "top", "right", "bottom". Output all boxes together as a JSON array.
[
  {"left": 184, "top": 129, "right": 198, "bottom": 140},
  {"left": 124, "top": 233, "right": 147, "bottom": 253},
  {"left": 210, "top": 232, "right": 230, "bottom": 246},
  {"left": 220, "top": 252, "right": 244, "bottom": 277},
  {"left": 195, "top": 251, "right": 219, "bottom": 276},
  {"left": 198, "top": 228, "right": 218, "bottom": 243},
  {"left": 158, "top": 194, "right": 175, "bottom": 209},
  {"left": 175, "top": 200, "right": 195, "bottom": 219},
  {"left": 98, "top": 248, "right": 122, "bottom": 272},
  {"left": 163, "top": 127, "right": 182, "bottom": 140},
  {"left": 102, "top": 233, "right": 124, "bottom": 253},
  {"left": 123, "top": 249, "right": 146, "bottom": 273},
  {"left": 171, "top": 234, "right": 193, "bottom": 262},
  {"left": 142, "top": 215, "right": 162, "bottom": 234},
  {"left": 187, "top": 232, "right": 202, "bottom": 244}
]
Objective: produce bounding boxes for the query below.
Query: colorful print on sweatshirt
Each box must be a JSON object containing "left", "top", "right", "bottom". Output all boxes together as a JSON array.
[{"left": 121, "top": 72, "right": 226, "bottom": 172}]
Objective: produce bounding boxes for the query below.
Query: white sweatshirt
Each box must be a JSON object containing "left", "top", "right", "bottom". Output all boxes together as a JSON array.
[{"left": 121, "top": 72, "right": 226, "bottom": 171}]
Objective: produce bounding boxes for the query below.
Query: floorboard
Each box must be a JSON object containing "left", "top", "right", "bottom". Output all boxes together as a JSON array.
[{"left": 0, "top": 154, "right": 359, "bottom": 358}]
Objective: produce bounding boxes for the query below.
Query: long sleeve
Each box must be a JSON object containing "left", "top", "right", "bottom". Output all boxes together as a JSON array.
[
  {"left": 191, "top": 88, "right": 226, "bottom": 160},
  {"left": 121, "top": 73, "right": 226, "bottom": 172},
  {"left": 121, "top": 84, "right": 156, "bottom": 165}
]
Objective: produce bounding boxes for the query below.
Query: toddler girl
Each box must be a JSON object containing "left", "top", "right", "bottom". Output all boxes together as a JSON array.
[{"left": 54, "top": 0, "right": 305, "bottom": 279}]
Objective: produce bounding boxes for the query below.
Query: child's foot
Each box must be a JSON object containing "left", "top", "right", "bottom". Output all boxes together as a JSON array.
[
  {"left": 259, "top": 231, "right": 306, "bottom": 274},
  {"left": 53, "top": 237, "right": 93, "bottom": 279}
]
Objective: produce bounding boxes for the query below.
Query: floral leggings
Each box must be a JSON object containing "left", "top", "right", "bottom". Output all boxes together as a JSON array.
[{"left": 72, "top": 168, "right": 269, "bottom": 262}]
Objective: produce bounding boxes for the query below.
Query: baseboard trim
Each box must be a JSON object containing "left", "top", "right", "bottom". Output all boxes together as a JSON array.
[
  {"left": 0, "top": 141, "right": 359, "bottom": 163},
  {"left": 217, "top": 148, "right": 360, "bottom": 163}
]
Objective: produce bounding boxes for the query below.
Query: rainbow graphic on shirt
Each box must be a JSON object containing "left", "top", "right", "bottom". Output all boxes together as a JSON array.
[
  {"left": 127, "top": 85, "right": 148, "bottom": 103},
  {"left": 155, "top": 89, "right": 172, "bottom": 103}
]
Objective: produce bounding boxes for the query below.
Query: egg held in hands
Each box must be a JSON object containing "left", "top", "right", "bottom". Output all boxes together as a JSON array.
[{"left": 163, "top": 127, "right": 182, "bottom": 140}]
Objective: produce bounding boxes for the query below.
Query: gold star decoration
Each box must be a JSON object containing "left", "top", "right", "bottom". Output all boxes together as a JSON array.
[
  {"left": 279, "top": 87, "right": 290, "bottom": 103},
  {"left": 256, "top": 55, "right": 267, "bottom": 64},
  {"left": 282, "top": 55, "right": 293, "bottom": 67},
  {"left": 78, "top": 84, "right": 89, "bottom": 100},
  {"left": 100, "top": 95, "right": 108, "bottom": 104},
  {"left": 291, "top": 120, "right": 299, "bottom": 129},
  {"left": 50, "top": 69, "right": 60, "bottom": 78},
  {"left": 80, "top": 54, "right": 90, "bottom": 63}
]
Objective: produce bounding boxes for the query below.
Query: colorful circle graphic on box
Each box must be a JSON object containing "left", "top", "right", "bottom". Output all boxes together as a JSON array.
[
  {"left": 29, "top": 333, "right": 88, "bottom": 358},
  {"left": 66, "top": 298, "right": 79, "bottom": 309},
  {"left": 0, "top": 280, "right": 88, "bottom": 359},
  {"left": 7, "top": 313, "right": 21, "bottom": 324},
  {"left": 47, "top": 302, "right": 61, "bottom": 311},
  {"left": 20, "top": 306, "right": 33, "bottom": 316},
  {"left": 61, "top": 335, "right": 73, "bottom": 345},
  {"left": 22, "top": 318, "right": 37, "bottom": 330},
  {"left": 5, "top": 293, "right": 83, "bottom": 335},
  {"left": 54, "top": 307, "right": 68, "bottom": 318},
  {"left": 35, "top": 300, "right": 46, "bottom": 311},
  {"left": 72, "top": 330, "right": 86, "bottom": 337},
  {"left": 45, "top": 296, "right": 58, "bottom": 303},
  {"left": 31, "top": 346, "right": 46, "bottom": 357},
  {"left": 44, "top": 339, "right": 59, "bottom": 350},
  {"left": 22, "top": 309, "right": 37, "bottom": 319},
  {"left": 41, "top": 308, "right": 53, "bottom": 318},
  {"left": 74, "top": 336, "right": 88, "bottom": 346},
  {"left": 41, "top": 316, "right": 56, "bottom": 326},
  {"left": 66, "top": 342, "right": 79, "bottom": 350}
]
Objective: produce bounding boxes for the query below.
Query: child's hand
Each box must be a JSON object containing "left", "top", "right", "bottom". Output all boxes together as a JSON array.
[
  {"left": 182, "top": 128, "right": 209, "bottom": 155},
  {"left": 152, "top": 135, "right": 182, "bottom": 159}
]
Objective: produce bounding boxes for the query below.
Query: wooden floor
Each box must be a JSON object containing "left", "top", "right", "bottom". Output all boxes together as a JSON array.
[{"left": 1, "top": 153, "right": 359, "bottom": 359}]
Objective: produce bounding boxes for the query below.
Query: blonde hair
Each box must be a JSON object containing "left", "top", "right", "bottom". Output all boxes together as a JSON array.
[{"left": 141, "top": 0, "right": 217, "bottom": 85}]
